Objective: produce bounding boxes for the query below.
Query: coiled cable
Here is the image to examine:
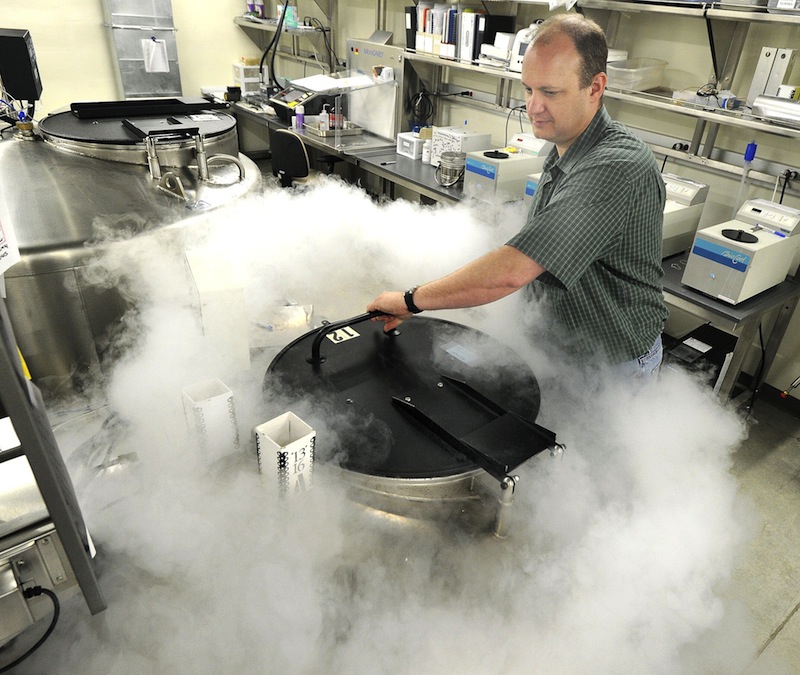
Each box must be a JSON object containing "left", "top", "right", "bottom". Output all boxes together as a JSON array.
[{"left": 0, "top": 586, "right": 61, "bottom": 673}]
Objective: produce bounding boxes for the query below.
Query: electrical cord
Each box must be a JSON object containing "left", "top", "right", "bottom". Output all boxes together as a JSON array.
[
  {"left": 409, "top": 89, "right": 471, "bottom": 128},
  {"left": 0, "top": 586, "right": 60, "bottom": 673},
  {"left": 778, "top": 171, "right": 792, "bottom": 205},
  {"left": 308, "top": 17, "right": 343, "bottom": 70},
  {"left": 410, "top": 90, "right": 434, "bottom": 126},
  {"left": 504, "top": 105, "right": 526, "bottom": 145}
]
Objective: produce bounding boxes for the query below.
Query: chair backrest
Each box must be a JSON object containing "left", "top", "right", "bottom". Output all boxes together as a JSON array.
[{"left": 269, "top": 128, "right": 311, "bottom": 187}]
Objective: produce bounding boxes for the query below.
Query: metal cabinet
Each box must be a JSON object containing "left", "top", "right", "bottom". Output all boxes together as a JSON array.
[
  {"left": 102, "top": 0, "right": 182, "bottom": 97},
  {"left": 0, "top": 298, "right": 105, "bottom": 654}
]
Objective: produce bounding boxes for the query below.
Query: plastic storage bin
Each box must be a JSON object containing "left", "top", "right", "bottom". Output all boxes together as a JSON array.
[
  {"left": 397, "top": 131, "right": 425, "bottom": 159},
  {"left": 233, "top": 63, "right": 261, "bottom": 94},
  {"left": 607, "top": 58, "right": 667, "bottom": 91}
]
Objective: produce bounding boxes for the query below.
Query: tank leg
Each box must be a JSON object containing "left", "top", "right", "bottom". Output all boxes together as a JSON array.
[{"left": 493, "top": 475, "right": 518, "bottom": 539}]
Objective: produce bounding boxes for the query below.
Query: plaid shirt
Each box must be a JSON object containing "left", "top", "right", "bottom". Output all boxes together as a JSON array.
[{"left": 507, "top": 107, "right": 668, "bottom": 363}]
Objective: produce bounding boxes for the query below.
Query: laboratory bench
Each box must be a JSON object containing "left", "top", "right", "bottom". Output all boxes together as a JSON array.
[
  {"left": 661, "top": 255, "right": 800, "bottom": 401},
  {"left": 349, "top": 149, "right": 464, "bottom": 204},
  {"left": 232, "top": 102, "right": 464, "bottom": 204}
]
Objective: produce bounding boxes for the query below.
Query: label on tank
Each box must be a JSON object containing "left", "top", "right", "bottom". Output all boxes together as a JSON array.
[
  {"left": 441, "top": 341, "right": 479, "bottom": 365},
  {"left": 326, "top": 326, "right": 361, "bottom": 343}
]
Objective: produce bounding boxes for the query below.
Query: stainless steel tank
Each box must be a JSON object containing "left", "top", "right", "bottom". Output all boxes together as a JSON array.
[
  {"left": 265, "top": 313, "right": 561, "bottom": 537},
  {"left": 1, "top": 102, "right": 261, "bottom": 394}
]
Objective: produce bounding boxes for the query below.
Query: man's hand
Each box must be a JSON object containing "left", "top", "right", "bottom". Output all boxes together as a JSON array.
[{"left": 367, "top": 291, "right": 410, "bottom": 332}]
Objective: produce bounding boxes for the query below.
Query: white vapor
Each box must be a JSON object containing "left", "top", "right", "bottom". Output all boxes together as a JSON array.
[{"left": 15, "top": 177, "right": 784, "bottom": 674}]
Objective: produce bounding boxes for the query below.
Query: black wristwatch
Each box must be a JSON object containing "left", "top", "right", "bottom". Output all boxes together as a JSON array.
[{"left": 404, "top": 285, "right": 423, "bottom": 314}]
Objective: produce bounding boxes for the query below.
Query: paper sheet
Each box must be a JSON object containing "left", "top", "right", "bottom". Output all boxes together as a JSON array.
[{"left": 142, "top": 38, "right": 169, "bottom": 73}]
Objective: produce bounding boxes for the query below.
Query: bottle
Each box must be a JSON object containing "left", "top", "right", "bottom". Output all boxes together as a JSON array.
[
  {"left": 319, "top": 105, "right": 330, "bottom": 131},
  {"left": 421, "top": 139, "right": 432, "bottom": 164},
  {"left": 295, "top": 104, "right": 304, "bottom": 129}
]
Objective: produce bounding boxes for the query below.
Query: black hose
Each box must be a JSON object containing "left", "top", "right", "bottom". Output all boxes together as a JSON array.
[
  {"left": 258, "top": 0, "right": 290, "bottom": 91},
  {"left": 779, "top": 174, "right": 789, "bottom": 204},
  {"left": 270, "top": 0, "right": 291, "bottom": 91},
  {"left": 0, "top": 586, "right": 60, "bottom": 673}
]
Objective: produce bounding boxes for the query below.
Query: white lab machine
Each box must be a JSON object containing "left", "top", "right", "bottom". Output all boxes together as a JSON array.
[
  {"left": 478, "top": 32, "right": 515, "bottom": 68},
  {"left": 509, "top": 23, "right": 541, "bottom": 72},
  {"left": 681, "top": 198, "right": 800, "bottom": 304},
  {"left": 523, "top": 172, "right": 542, "bottom": 206},
  {"left": 463, "top": 147, "right": 547, "bottom": 202},
  {"left": 430, "top": 126, "right": 492, "bottom": 167},
  {"left": 662, "top": 173, "right": 710, "bottom": 258},
  {"left": 507, "top": 132, "right": 553, "bottom": 158}
]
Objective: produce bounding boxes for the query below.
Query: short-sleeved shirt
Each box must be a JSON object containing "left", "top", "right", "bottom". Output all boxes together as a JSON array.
[{"left": 507, "top": 106, "right": 668, "bottom": 363}]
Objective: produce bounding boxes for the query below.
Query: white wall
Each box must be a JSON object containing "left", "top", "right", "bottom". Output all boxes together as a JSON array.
[{"left": 0, "top": 0, "right": 256, "bottom": 115}]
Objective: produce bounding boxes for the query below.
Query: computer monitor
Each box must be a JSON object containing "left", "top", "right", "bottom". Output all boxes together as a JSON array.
[{"left": 0, "top": 28, "right": 42, "bottom": 101}]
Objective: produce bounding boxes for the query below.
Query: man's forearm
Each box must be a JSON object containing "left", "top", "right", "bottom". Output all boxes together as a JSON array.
[
  {"left": 367, "top": 245, "right": 544, "bottom": 329},
  {"left": 414, "top": 245, "right": 543, "bottom": 311}
]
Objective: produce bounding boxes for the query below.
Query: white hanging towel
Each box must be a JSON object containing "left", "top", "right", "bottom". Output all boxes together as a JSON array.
[{"left": 142, "top": 37, "right": 169, "bottom": 73}]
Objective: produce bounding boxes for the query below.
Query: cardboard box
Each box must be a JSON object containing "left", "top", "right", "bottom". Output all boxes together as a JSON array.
[{"left": 430, "top": 126, "right": 492, "bottom": 167}]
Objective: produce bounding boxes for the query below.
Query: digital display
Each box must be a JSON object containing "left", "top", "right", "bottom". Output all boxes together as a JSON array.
[{"left": 277, "top": 89, "right": 304, "bottom": 103}]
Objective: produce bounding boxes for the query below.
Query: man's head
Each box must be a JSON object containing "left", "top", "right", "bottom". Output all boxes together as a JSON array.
[{"left": 521, "top": 14, "right": 608, "bottom": 155}]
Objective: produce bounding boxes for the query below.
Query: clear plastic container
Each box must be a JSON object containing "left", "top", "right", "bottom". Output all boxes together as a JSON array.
[{"left": 607, "top": 58, "right": 667, "bottom": 91}]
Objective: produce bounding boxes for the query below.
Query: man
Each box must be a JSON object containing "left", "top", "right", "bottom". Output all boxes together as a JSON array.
[{"left": 368, "top": 14, "right": 668, "bottom": 377}]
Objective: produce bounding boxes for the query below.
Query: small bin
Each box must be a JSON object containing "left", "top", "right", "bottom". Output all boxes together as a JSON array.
[
  {"left": 607, "top": 58, "right": 667, "bottom": 91},
  {"left": 233, "top": 62, "right": 261, "bottom": 95},
  {"left": 182, "top": 378, "right": 241, "bottom": 463},
  {"left": 254, "top": 412, "right": 315, "bottom": 495},
  {"left": 396, "top": 132, "right": 425, "bottom": 159}
]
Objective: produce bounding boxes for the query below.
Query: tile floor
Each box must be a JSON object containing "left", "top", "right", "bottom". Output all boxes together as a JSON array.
[{"left": 730, "top": 399, "right": 800, "bottom": 673}]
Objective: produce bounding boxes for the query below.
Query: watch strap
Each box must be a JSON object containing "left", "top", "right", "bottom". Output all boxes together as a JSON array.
[{"left": 404, "top": 286, "right": 423, "bottom": 314}]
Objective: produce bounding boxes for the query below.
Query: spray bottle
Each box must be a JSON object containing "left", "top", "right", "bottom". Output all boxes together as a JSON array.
[
  {"left": 319, "top": 104, "right": 330, "bottom": 131},
  {"left": 733, "top": 141, "right": 757, "bottom": 219}
]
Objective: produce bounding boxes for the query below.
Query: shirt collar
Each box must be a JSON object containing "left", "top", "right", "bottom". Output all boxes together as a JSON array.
[{"left": 543, "top": 106, "right": 610, "bottom": 175}]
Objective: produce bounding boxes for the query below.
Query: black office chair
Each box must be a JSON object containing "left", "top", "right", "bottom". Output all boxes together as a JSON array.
[{"left": 268, "top": 128, "right": 319, "bottom": 188}]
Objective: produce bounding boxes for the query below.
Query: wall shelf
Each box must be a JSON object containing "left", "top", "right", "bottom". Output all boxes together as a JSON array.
[
  {"left": 234, "top": 16, "right": 337, "bottom": 72},
  {"left": 606, "top": 88, "right": 800, "bottom": 139}
]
